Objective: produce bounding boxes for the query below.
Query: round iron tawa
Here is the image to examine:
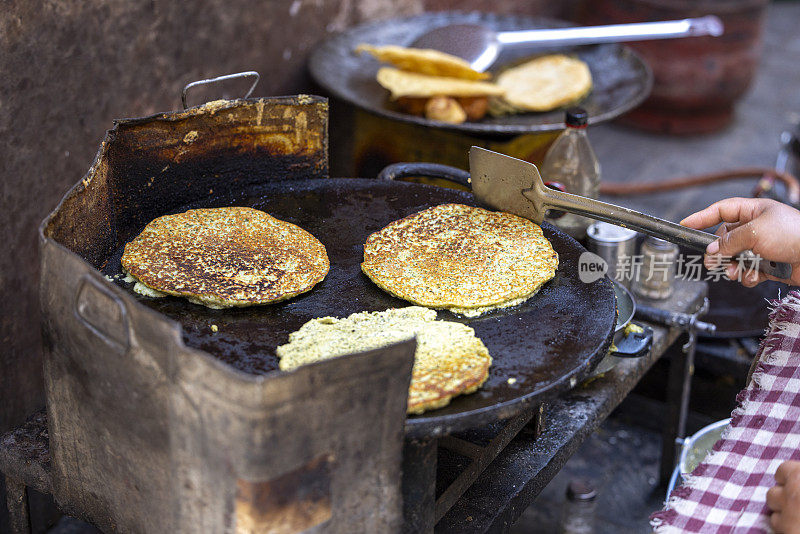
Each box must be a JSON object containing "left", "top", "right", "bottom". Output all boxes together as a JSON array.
[
  {"left": 308, "top": 12, "right": 653, "bottom": 136},
  {"left": 106, "top": 179, "right": 616, "bottom": 438}
]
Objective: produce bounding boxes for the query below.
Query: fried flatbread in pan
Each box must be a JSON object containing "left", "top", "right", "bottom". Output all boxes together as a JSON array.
[
  {"left": 356, "top": 43, "right": 491, "bottom": 80},
  {"left": 121, "top": 207, "right": 329, "bottom": 308},
  {"left": 493, "top": 54, "right": 592, "bottom": 113},
  {"left": 277, "top": 307, "right": 492, "bottom": 414},
  {"left": 375, "top": 67, "right": 505, "bottom": 99},
  {"left": 362, "top": 203, "right": 558, "bottom": 317}
]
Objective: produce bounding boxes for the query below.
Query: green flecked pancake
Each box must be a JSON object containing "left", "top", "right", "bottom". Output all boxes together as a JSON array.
[
  {"left": 361, "top": 203, "right": 558, "bottom": 317},
  {"left": 277, "top": 307, "right": 492, "bottom": 414},
  {"left": 121, "top": 207, "right": 329, "bottom": 308}
]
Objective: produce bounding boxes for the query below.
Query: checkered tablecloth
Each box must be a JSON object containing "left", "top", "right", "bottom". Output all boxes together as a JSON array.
[{"left": 651, "top": 290, "right": 800, "bottom": 533}]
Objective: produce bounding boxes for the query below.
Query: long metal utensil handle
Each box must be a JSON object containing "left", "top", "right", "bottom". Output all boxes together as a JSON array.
[
  {"left": 531, "top": 186, "right": 792, "bottom": 280},
  {"left": 497, "top": 16, "right": 723, "bottom": 48}
]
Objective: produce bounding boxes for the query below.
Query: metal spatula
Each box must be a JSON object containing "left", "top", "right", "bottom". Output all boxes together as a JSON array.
[
  {"left": 469, "top": 147, "right": 792, "bottom": 280},
  {"left": 411, "top": 17, "right": 723, "bottom": 72}
]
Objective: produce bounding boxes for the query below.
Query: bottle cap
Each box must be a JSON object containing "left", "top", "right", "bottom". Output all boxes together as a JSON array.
[
  {"left": 566, "top": 479, "right": 597, "bottom": 502},
  {"left": 565, "top": 107, "right": 588, "bottom": 128}
]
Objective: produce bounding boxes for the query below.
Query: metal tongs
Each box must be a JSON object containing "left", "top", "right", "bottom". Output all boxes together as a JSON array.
[{"left": 469, "top": 147, "right": 792, "bottom": 280}]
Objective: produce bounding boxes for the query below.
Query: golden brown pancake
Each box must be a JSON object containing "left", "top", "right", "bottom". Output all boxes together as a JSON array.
[
  {"left": 276, "top": 307, "right": 492, "bottom": 414},
  {"left": 492, "top": 54, "right": 592, "bottom": 113},
  {"left": 361, "top": 204, "right": 558, "bottom": 317},
  {"left": 121, "top": 207, "right": 329, "bottom": 308}
]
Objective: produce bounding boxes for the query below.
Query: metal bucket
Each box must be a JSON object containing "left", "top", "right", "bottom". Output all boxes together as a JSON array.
[
  {"left": 38, "top": 95, "right": 415, "bottom": 533},
  {"left": 666, "top": 418, "right": 731, "bottom": 499}
]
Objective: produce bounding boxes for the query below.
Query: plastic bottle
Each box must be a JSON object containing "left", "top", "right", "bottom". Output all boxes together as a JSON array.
[{"left": 541, "top": 107, "right": 601, "bottom": 240}]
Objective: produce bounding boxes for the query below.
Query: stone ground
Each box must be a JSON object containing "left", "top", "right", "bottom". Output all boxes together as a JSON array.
[{"left": 510, "top": 415, "right": 664, "bottom": 534}]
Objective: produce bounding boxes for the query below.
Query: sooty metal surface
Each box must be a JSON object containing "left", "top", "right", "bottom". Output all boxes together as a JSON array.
[
  {"left": 102, "top": 178, "right": 615, "bottom": 437},
  {"left": 309, "top": 12, "right": 652, "bottom": 136}
]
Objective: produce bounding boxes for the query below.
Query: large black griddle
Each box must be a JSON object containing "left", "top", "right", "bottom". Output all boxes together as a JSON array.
[
  {"left": 103, "top": 178, "right": 616, "bottom": 437},
  {"left": 308, "top": 12, "right": 653, "bottom": 136}
]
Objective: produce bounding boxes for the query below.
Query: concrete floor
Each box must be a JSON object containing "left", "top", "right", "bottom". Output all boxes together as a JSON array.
[{"left": 511, "top": 417, "right": 664, "bottom": 534}]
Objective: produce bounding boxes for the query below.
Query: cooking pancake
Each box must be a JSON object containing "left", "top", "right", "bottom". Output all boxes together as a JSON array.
[
  {"left": 356, "top": 43, "right": 490, "bottom": 80},
  {"left": 493, "top": 54, "right": 592, "bottom": 113},
  {"left": 361, "top": 203, "right": 558, "bottom": 317},
  {"left": 121, "top": 207, "right": 329, "bottom": 308},
  {"left": 277, "top": 307, "right": 492, "bottom": 414}
]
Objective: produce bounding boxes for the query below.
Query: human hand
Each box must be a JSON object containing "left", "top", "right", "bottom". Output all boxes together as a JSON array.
[
  {"left": 767, "top": 460, "right": 800, "bottom": 533},
  {"left": 680, "top": 198, "right": 800, "bottom": 287}
]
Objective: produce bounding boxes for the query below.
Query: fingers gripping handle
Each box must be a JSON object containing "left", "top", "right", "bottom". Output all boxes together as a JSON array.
[{"left": 531, "top": 186, "right": 792, "bottom": 280}]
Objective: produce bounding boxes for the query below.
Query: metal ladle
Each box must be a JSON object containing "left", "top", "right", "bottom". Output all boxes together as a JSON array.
[{"left": 411, "top": 16, "right": 723, "bottom": 72}]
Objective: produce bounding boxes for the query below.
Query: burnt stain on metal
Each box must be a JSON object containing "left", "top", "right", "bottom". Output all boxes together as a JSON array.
[
  {"left": 235, "top": 455, "right": 334, "bottom": 534},
  {"left": 43, "top": 96, "right": 329, "bottom": 268},
  {"left": 0, "top": 410, "right": 52, "bottom": 495}
]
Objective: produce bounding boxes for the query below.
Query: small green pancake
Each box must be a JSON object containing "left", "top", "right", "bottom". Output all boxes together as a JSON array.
[{"left": 277, "top": 307, "right": 492, "bottom": 414}]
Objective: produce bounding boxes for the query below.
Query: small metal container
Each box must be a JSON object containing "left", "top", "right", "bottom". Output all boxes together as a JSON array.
[
  {"left": 586, "top": 221, "right": 638, "bottom": 289},
  {"left": 634, "top": 236, "right": 679, "bottom": 300},
  {"left": 666, "top": 418, "right": 731, "bottom": 499}
]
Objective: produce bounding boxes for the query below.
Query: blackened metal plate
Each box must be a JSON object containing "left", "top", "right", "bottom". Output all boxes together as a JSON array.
[
  {"left": 308, "top": 12, "right": 652, "bottom": 136},
  {"left": 103, "top": 179, "right": 615, "bottom": 438}
]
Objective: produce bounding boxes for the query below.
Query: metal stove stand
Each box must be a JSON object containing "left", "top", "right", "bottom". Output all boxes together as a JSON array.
[
  {"left": 406, "top": 280, "right": 707, "bottom": 533},
  {"left": 2, "top": 281, "right": 707, "bottom": 534}
]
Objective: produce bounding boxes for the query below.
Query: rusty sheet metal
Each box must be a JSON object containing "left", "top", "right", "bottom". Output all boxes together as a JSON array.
[
  {"left": 99, "top": 177, "right": 616, "bottom": 438},
  {"left": 235, "top": 455, "right": 333, "bottom": 534},
  {"left": 38, "top": 97, "right": 419, "bottom": 533}
]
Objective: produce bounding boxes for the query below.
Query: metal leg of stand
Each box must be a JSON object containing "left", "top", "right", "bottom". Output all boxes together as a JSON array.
[
  {"left": 660, "top": 334, "right": 696, "bottom": 485},
  {"left": 659, "top": 299, "right": 708, "bottom": 486},
  {"left": 402, "top": 438, "right": 437, "bottom": 534},
  {"left": 5, "top": 475, "right": 31, "bottom": 534}
]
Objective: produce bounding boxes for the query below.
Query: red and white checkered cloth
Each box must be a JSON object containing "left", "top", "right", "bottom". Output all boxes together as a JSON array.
[{"left": 651, "top": 290, "right": 800, "bottom": 533}]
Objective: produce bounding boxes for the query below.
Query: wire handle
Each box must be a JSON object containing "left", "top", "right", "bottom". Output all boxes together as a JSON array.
[{"left": 181, "top": 71, "right": 260, "bottom": 109}]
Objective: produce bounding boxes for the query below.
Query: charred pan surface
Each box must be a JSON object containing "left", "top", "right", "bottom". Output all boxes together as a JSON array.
[
  {"left": 121, "top": 207, "right": 329, "bottom": 308},
  {"left": 100, "top": 178, "right": 615, "bottom": 436},
  {"left": 41, "top": 96, "right": 329, "bottom": 267},
  {"left": 361, "top": 204, "right": 558, "bottom": 316}
]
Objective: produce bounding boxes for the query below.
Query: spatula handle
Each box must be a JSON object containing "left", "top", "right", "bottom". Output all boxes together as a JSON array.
[
  {"left": 497, "top": 17, "right": 723, "bottom": 48},
  {"left": 534, "top": 187, "right": 792, "bottom": 280}
]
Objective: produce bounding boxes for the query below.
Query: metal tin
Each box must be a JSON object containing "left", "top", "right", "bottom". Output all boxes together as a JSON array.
[
  {"left": 666, "top": 418, "right": 731, "bottom": 499},
  {"left": 634, "top": 236, "right": 679, "bottom": 300},
  {"left": 586, "top": 221, "right": 638, "bottom": 289}
]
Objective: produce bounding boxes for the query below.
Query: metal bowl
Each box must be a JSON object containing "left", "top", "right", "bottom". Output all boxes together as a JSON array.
[
  {"left": 309, "top": 11, "right": 653, "bottom": 136},
  {"left": 666, "top": 418, "right": 731, "bottom": 498}
]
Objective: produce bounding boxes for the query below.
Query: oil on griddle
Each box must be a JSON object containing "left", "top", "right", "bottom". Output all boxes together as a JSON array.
[{"left": 102, "top": 178, "right": 615, "bottom": 420}]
